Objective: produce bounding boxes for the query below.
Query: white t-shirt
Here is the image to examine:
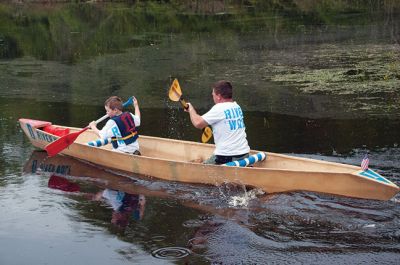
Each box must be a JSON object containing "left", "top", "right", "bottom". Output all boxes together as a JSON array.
[
  {"left": 202, "top": 101, "right": 250, "bottom": 156},
  {"left": 99, "top": 113, "right": 140, "bottom": 153},
  {"left": 102, "top": 189, "right": 125, "bottom": 211}
]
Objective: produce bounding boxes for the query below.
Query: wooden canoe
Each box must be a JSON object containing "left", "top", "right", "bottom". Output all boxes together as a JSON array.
[{"left": 19, "top": 118, "right": 399, "bottom": 201}]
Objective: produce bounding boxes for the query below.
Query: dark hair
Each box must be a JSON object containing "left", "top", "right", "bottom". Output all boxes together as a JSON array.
[
  {"left": 105, "top": 96, "right": 123, "bottom": 111},
  {"left": 212, "top": 80, "right": 232, "bottom": 99}
]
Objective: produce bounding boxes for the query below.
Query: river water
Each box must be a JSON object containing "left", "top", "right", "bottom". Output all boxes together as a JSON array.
[{"left": 0, "top": 1, "right": 399, "bottom": 264}]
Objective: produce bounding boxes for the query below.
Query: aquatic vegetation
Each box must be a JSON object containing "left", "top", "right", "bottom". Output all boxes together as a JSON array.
[{"left": 269, "top": 44, "right": 400, "bottom": 113}]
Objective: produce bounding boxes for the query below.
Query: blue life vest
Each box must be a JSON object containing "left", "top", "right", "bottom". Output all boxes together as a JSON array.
[{"left": 110, "top": 112, "right": 139, "bottom": 148}]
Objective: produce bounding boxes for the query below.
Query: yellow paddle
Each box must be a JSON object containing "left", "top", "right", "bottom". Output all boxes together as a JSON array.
[
  {"left": 168, "top": 78, "right": 212, "bottom": 143},
  {"left": 168, "top": 78, "right": 189, "bottom": 109},
  {"left": 202, "top": 126, "right": 212, "bottom": 143}
]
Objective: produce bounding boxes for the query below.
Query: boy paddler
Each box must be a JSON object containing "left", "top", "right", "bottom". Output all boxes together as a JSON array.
[{"left": 90, "top": 96, "right": 141, "bottom": 155}]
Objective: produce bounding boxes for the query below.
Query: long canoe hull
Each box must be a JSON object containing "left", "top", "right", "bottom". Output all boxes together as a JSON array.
[{"left": 19, "top": 118, "right": 399, "bottom": 201}]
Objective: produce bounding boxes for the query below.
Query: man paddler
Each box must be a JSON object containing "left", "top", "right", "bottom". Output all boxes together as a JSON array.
[{"left": 185, "top": 80, "right": 250, "bottom": 164}]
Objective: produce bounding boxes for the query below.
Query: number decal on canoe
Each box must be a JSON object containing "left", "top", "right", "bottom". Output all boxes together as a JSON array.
[{"left": 26, "top": 123, "right": 36, "bottom": 139}]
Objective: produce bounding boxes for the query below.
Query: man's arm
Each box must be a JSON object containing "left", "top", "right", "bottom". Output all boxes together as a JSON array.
[{"left": 186, "top": 103, "right": 209, "bottom": 129}]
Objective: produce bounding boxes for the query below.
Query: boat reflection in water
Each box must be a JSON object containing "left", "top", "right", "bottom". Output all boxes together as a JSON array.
[
  {"left": 93, "top": 188, "right": 145, "bottom": 228},
  {"left": 24, "top": 150, "right": 245, "bottom": 261},
  {"left": 24, "top": 150, "right": 253, "bottom": 246},
  {"left": 25, "top": 151, "right": 147, "bottom": 230},
  {"left": 47, "top": 174, "right": 146, "bottom": 229},
  {"left": 23, "top": 151, "right": 400, "bottom": 264}
]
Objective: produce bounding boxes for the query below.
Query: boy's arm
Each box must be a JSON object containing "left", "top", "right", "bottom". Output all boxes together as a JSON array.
[
  {"left": 133, "top": 96, "right": 140, "bottom": 120},
  {"left": 89, "top": 121, "right": 101, "bottom": 136}
]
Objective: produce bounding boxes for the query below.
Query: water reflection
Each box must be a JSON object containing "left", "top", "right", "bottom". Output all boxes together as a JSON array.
[
  {"left": 48, "top": 175, "right": 80, "bottom": 192},
  {"left": 93, "top": 189, "right": 145, "bottom": 229},
  {"left": 17, "top": 145, "right": 400, "bottom": 264},
  {"left": 23, "top": 150, "right": 224, "bottom": 262},
  {"left": 26, "top": 151, "right": 148, "bottom": 230},
  {"left": 47, "top": 174, "right": 146, "bottom": 230},
  {"left": 187, "top": 219, "right": 222, "bottom": 251}
]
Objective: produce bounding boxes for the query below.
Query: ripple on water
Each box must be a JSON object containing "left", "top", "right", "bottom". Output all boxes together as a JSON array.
[
  {"left": 151, "top": 246, "right": 191, "bottom": 260},
  {"left": 150, "top": 235, "right": 166, "bottom": 242},
  {"left": 182, "top": 219, "right": 206, "bottom": 228}
]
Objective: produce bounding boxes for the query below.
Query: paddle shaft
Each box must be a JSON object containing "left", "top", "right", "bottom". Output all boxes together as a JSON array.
[
  {"left": 173, "top": 91, "right": 189, "bottom": 110},
  {"left": 93, "top": 114, "right": 109, "bottom": 127},
  {"left": 179, "top": 97, "right": 189, "bottom": 110}
]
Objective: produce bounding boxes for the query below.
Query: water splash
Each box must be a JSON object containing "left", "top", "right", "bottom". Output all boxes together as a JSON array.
[{"left": 228, "top": 188, "right": 265, "bottom": 207}]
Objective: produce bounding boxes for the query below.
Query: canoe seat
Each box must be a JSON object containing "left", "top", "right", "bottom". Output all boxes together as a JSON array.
[{"left": 43, "top": 125, "right": 70, "bottom": 137}]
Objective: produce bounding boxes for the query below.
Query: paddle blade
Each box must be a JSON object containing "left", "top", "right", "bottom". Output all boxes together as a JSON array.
[
  {"left": 45, "top": 128, "right": 88, "bottom": 157},
  {"left": 201, "top": 126, "right": 212, "bottom": 143},
  {"left": 122, "top": 96, "right": 134, "bottom": 107},
  {"left": 169, "top": 79, "right": 189, "bottom": 109},
  {"left": 168, "top": 78, "right": 182, "bottom": 101}
]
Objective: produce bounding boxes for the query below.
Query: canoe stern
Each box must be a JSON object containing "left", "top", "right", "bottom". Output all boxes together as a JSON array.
[{"left": 19, "top": 118, "right": 59, "bottom": 149}]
